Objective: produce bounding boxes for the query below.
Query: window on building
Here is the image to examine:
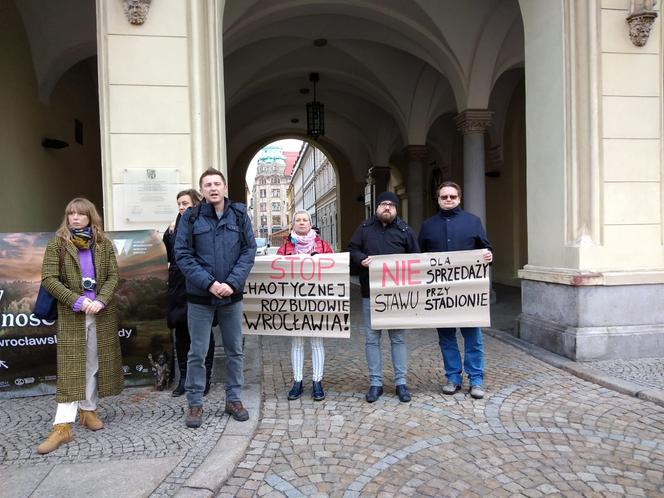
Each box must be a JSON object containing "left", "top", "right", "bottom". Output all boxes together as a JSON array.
[
  {"left": 272, "top": 215, "right": 281, "bottom": 226},
  {"left": 260, "top": 203, "right": 266, "bottom": 212},
  {"left": 260, "top": 216, "right": 268, "bottom": 226},
  {"left": 260, "top": 189, "right": 266, "bottom": 198},
  {"left": 272, "top": 189, "right": 280, "bottom": 197},
  {"left": 271, "top": 202, "right": 281, "bottom": 211},
  {"left": 259, "top": 178, "right": 266, "bottom": 185},
  {"left": 271, "top": 177, "right": 279, "bottom": 184}
]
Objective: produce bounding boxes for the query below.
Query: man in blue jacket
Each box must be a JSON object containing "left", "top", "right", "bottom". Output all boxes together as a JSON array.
[
  {"left": 349, "top": 191, "right": 420, "bottom": 404},
  {"left": 175, "top": 168, "right": 256, "bottom": 427},
  {"left": 418, "top": 181, "right": 493, "bottom": 399}
]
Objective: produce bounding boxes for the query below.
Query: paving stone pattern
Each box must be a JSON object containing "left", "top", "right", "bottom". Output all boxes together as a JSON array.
[
  {"left": 584, "top": 358, "right": 664, "bottom": 391},
  {"left": 2, "top": 285, "right": 664, "bottom": 497},
  {"left": 218, "top": 288, "right": 664, "bottom": 497},
  {"left": 0, "top": 380, "right": 229, "bottom": 496}
]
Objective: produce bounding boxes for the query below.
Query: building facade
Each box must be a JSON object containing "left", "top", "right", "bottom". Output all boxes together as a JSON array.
[
  {"left": 3, "top": 0, "right": 664, "bottom": 360},
  {"left": 249, "top": 145, "right": 290, "bottom": 245},
  {"left": 289, "top": 143, "right": 338, "bottom": 250}
]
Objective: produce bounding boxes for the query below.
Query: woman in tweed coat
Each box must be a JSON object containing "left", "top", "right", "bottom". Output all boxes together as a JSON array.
[{"left": 37, "top": 198, "right": 123, "bottom": 454}]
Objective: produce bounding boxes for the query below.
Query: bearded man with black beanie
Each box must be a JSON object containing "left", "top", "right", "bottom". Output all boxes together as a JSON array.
[{"left": 348, "top": 191, "right": 420, "bottom": 404}]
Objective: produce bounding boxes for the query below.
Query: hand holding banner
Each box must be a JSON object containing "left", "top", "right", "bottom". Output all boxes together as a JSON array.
[
  {"left": 369, "top": 250, "right": 491, "bottom": 330},
  {"left": 243, "top": 253, "right": 351, "bottom": 338}
]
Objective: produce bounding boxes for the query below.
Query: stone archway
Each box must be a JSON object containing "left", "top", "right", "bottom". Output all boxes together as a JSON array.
[{"left": 229, "top": 133, "right": 362, "bottom": 248}]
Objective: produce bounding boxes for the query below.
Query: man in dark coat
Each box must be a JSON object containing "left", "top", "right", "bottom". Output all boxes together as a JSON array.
[
  {"left": 348, "top": 191, "right": 420, "bottom": 404},
  {"left": 175, "top": 168, "right": 256, "bottom": 427},
  {"left": 418, "top": 181, "right": 493, "bottom": 399}
]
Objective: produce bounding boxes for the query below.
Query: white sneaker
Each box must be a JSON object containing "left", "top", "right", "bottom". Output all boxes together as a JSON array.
[{"left": 469, "top": 385, "right": 485, "bottom": 399}]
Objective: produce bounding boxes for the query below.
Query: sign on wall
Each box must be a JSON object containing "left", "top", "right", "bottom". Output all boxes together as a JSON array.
[
  {"left": 243, "top": 253, "right": 351, "bottom": 338},
  {"left": 0, "top": 231, "right": 170, "bottom": 399},
  {"left": 369, "top": 250, "right": 491, "bottom": 330}
]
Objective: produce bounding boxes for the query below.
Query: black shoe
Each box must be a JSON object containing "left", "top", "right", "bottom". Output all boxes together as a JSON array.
[
  {"left": 395, "top": 384, "right": 411, "bottom": 403},
  {"left": 203, "top": 380, "right": 211, "bottom": 396},
  {"left": 287, "top": 381, "right": 304, "bottom": 400},
  {"left": 171, "top": 379, "right": 185, "bottom": 397},
  {"left": 365, "top": 386, "right": 383, "bottom": 403},
  {"left": 312, "top": 381, "right": 325, "bottom": 401}
]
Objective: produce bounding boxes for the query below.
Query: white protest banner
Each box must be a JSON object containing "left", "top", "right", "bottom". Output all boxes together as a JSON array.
[
  {"left": 369, "top": 250, "right": 490, "bottom": 329},
  {"left": 242, "top": 253, "right": 351, "bottom": 338}
]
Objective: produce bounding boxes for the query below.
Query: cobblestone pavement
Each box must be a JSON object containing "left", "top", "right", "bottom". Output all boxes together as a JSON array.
[
  {"left": 583, "top": 358, "right": 664, "bottom": 391},
  {"left": 491, "top": 283, "right": 664, "bottom": 396},
  {"left": 218, "top": 287, "right": 664, "bottom": 497},
  {"left": 0, "top": 372, "right": 232, "bottom": 496},
  {"left": 2, "top": 285, "right": 664, "bottom": 497}
]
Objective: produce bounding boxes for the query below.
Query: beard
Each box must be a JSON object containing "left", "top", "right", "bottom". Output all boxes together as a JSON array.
[{"left": 376, "top": 210, "right": 396, "bottom": 224}]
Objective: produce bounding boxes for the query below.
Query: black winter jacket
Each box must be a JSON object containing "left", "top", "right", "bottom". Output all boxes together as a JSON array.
[
  {"left": 418, "top": 206, "right": 492, "bottom": 254},
  {"left": 163, "top": 214, "right": 187, "bottom": 328},
  {"left": 348, "top": 216, "right": 420, "bottom": 297}
]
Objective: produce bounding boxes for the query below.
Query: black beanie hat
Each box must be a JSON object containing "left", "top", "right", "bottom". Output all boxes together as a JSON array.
[{"left": 376, "top": 191, "right": 400, "bottom": 207}]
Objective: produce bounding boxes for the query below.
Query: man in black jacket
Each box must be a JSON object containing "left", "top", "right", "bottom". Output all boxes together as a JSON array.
[
  {"left": 348, "top": 192, "right": 420, "bottom": 403},
  {"left": 419, "top": 181, "right": 493, "bottom": 399}
]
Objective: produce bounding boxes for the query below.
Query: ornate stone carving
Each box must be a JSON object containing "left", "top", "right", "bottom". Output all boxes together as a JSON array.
[
  {"left": 627, "top": 0, "right": 658, "bottom": 47},
  {"left": 455, "top": 110, "right": 493, "bottom": 135},
  {"left": 123, "top": 0, "right": 152, "bottom": 25}
]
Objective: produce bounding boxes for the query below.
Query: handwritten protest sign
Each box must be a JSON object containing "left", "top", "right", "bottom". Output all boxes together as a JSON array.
[
  {"left": 369, "top": 250, "right": 490, "bottom": 330},
  {"left": 243, "top": 253, "right": 350, "bottom": 338}
]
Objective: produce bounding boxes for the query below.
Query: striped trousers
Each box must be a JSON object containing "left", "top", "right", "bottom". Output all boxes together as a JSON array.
[{"left": 291, "top": 336, "right": 325, "bottom": 382}]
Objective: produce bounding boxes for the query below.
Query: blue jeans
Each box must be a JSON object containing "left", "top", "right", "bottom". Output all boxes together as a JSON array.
[
  {"left": 186, "top": 301, "right": 243, "bottom": 406},
  {"left": 437, "top": 327, "right": 484, "bottom": 386},
  {"left": 362, "top": 298, "right": 407, "bottom": 387}
]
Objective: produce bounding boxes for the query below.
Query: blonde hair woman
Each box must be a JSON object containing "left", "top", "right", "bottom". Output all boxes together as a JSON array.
[
  {"left": 37, "top": 198, "right": 122, "bottom": 454},
  {"left": 277, "top": 210, "right": 333, "bottom": 401}
]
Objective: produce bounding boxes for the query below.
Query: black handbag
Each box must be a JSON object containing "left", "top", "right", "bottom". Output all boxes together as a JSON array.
[{"left": 33, "top": 242, "right": 65, "bottom": 321}]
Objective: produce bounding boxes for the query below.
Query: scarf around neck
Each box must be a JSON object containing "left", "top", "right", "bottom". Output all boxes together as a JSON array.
[
  {"left": 70, "top": 226, "right": 93, "bottom": 250},
  {"left": 290, "top": 229, "right": 317, "bottom": 254}
]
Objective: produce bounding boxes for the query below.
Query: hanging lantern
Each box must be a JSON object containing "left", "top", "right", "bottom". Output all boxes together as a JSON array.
[{"left": 306, "top": 73, "right": 325, "bottom": 139}]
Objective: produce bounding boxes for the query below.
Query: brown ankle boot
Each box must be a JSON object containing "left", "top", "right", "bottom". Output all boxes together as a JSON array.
[
  {"left": 37, "top": 423, "right": 73, "bottom": 454},
  {"left": 79, "top": 410, "right": 104, "bottom": 431}
]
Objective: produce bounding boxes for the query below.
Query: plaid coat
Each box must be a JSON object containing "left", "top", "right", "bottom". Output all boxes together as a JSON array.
[{"left": 42, "top": 236, "right": 123, "bottom": 402}]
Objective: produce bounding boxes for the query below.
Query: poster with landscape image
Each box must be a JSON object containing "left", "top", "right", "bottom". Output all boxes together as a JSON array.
[{"left": 0, "top": 230, "right": 170, "bottom": 398}]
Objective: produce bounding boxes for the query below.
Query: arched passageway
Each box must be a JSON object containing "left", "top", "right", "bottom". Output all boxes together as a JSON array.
[
  {"left": 222, "top": 0, "right": 526, "bottom": 284},
  {"left": 1, "top": 0, "right": 101, "bottom": 231}
]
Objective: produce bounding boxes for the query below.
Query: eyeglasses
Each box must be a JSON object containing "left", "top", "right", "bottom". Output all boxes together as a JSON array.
[
  {"left": 378, "top": 202, "right": 396, "bottom": 208},
  {"left": 439, "top": 195, "right": 458, "bottom": 200}
]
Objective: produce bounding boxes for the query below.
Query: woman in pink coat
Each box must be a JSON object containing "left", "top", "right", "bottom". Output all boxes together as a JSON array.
[{"left": 277, "top": 210, "right": 333, "bottom": 401}]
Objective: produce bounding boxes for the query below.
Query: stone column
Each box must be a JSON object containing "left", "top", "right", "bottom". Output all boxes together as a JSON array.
[
  {"left": 406, "top": 145, "right": 429, "bottom": 232},
  {"left": 515, "top": 1, "right": 664, "bottom": 361},
  {"left": 454, "top": 110, "right": 493, "bottom": 227},
  {"left": 96, "top": 0, "right": 220, "bottom": 231}
]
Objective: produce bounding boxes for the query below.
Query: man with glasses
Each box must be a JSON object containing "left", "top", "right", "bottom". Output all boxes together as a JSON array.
[
  {"left": 349, "top": 191, "right": 420, "bottom": 403},
  {"left": 418, "top": 181, "right": 493, "bottom": 399}
]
